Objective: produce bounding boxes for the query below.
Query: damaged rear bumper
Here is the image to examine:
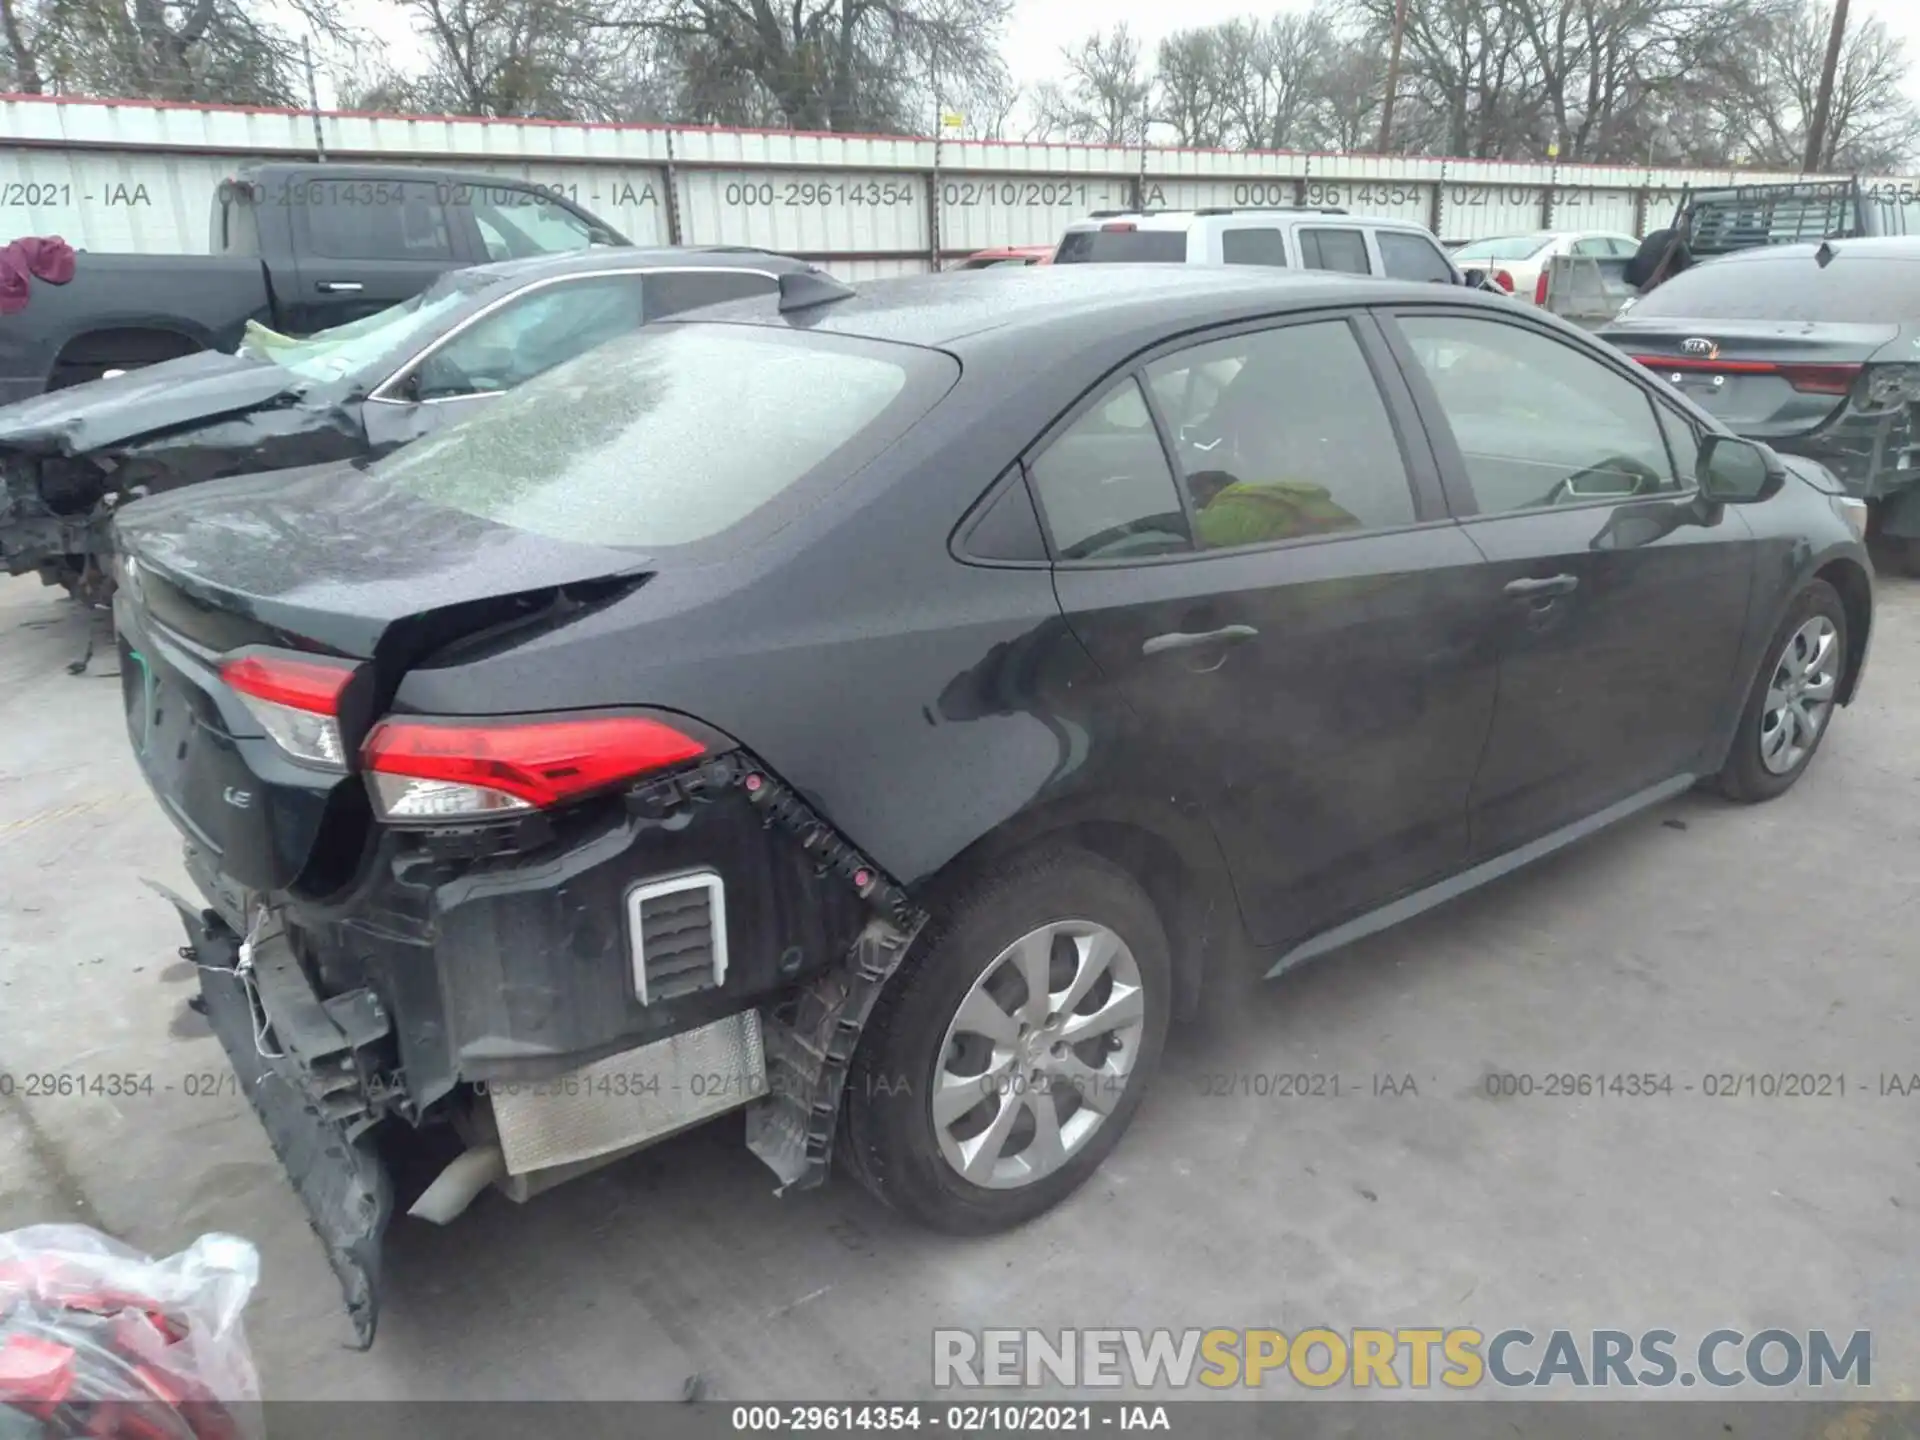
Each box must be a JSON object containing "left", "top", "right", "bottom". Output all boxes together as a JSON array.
[
  {"left": 159, "top": 756, "right": 927, "bottom": 1344},
  {"left": 170, "top": 900, "right": 391, "bottom": 1349}
]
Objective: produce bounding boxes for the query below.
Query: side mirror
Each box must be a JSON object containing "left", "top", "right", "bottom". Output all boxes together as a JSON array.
[{"left": 1697, "top": 434, "right": 1785, "bottom": 504}]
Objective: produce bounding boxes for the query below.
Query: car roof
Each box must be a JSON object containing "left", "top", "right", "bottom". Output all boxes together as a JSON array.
[
  {"left": 461, "top": 246, "right": 813, "bottom": 285},
  {"left": 1692, "top": 235, "right": 1920, "bottom": 264},
  {"left": 1062, "top": 209, "right": 1427, "bottom": 231},
  {"left": 685, "top": 264, "right": 1508, "bottom": 352},
  {"left": 1456, "top": 229, "right": 1635, "bottom": 243}
]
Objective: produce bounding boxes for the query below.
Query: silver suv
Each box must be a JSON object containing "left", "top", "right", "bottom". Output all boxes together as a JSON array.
[{"left": 1052, "top": 207, "right": 1464, "bottom": 284}]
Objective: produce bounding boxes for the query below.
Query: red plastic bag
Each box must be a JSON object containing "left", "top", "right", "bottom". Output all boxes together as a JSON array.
[{"left": 0, "top": 1226, "right": 260, "bottom": 1440}]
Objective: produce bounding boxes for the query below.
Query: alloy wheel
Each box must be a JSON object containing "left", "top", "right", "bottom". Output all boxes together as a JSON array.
[
  {"left": 1759, "top": 615, "right": 1840, "bottom": 776},
  {"left": 931, "top": 920, "right": 1146, "bottom": 1190}
]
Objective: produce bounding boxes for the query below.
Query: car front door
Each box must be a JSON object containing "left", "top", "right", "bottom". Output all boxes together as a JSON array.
[
  {"left": 361, "top": 271, "right": 656, "bottom": 453},
  {"left": 1039, "top": 313, "right": 1500, "bottom": 952},
  {"left": 1380, "top": 308, "right": 1758, "bottom": 859}
]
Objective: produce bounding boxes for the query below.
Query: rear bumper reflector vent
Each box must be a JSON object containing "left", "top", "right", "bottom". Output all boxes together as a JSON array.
[{"left": 626, "top": 872, "right": 727, "bottom": 1005}]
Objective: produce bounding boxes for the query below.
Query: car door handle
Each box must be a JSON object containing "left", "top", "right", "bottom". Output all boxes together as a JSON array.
[
  {"left": 1504, "top": 574, "right": 1579, "bottom": 599},
  {"left": 316, "top": 281, "right": 364, "bottom": 293},
  {"left": 1142, "top": 624, "right": 1259, "bottom": 657}
]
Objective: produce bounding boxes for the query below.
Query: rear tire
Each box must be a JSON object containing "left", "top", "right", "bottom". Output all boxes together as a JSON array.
[
  {"left": 1712, "top": 580, "right": 1847, "bottom": 803},
  {"left": 841, "top": 847, "right": 1170, "bottom": 1234}
]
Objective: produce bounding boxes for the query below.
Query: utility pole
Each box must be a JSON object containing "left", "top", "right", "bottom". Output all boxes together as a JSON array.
[
  {"left": 1803, "top": 0, "right": 1850, "bottom": 172},
  {"left": 303, "top": 36, "right": 326, "bottom": 162},
  {"left": 1376, "top": 0, "right": 1411, "bottom": 152}
]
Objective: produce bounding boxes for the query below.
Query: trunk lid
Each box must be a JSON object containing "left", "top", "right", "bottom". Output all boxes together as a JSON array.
[
  {"left": 113, "top": 460, "right": 651, "bottom": 893},
  {"left": 0, "top": 349, "right": 301, "bottom": 457},
  {"left": 1601, "top": 316, "right": 1899, "bottom": 438}
]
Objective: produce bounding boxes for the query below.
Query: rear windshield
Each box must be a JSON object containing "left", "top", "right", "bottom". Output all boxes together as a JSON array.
[
  {"left": 373, "top": 325, "right": 955, "bottom": 549},
  {"left": 1453, "top": 235, "right": 1553, "bottom": 262},
  {"left": 1054, "top": 230, "right": 1186, "bottom": 264},
  {"left": 1628, "top": 253, "right": 1920, "bottom": 324}
]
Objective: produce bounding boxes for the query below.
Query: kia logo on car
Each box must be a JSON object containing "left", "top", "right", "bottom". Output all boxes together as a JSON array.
[{"left": 1682, "top": 337, "right": 1719, "bottom": 358}]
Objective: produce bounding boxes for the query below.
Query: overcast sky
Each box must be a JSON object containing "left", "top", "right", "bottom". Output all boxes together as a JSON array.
[{"left": 326, "top": 0, "right": 1920, "bottom": 112}]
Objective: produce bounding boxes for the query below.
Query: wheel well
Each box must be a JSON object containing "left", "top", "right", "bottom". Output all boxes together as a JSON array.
[
  {"left": 1816, "top": 558, "right": 1871, "bottom": 704},
  {"left": 52, "top": 327, "right": 203, "bottom": 378},
  {"left": 924, "top": 817, "right": 1232, "bottom": 1021}
]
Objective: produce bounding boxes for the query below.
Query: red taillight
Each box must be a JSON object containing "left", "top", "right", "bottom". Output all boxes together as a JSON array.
[
  {"left": 1630, "top": 356, "right": 1861, "bottom": 396},
  {"left": 220, "top": 649, "right": 357, "bottom": 771},
  {"left": 1776, "top": 364, "right": 1862, "bottom": 395},
  {"left": 1492, "top": 270, "right": 1515, "bottom": 292},
  {"left": 1533, "top": 270, "right": 1549, "bottom": 305},
  {"left": 361, "top": 713, "right": 707, "bottom": 820},
  {"left": 1101, "top": 221, "right": 1137, "bottom": 232},
  {"left": 220, "top": 652, "right": 352, "bottom": 715}
]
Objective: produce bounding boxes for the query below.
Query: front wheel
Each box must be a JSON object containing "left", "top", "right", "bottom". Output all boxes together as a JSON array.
[
  {"left": 840, "top": 847, "right": 1170, "bottom": 1233},
  {"left": 1712, "top": 579, "right": 1847, "bottom": 803}
]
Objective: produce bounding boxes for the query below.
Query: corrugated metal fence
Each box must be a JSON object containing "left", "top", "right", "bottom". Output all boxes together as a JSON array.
[{"left": 6, "top": 95, "right": 1920, "bottom": 274}]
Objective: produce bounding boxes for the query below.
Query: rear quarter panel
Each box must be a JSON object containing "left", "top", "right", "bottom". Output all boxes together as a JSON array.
[
  {"left": 0, "top": 253, "right": 273, "bottom": 399},
  {"left": 387, "top": 344, "right": 1232, "bottom": 898}
]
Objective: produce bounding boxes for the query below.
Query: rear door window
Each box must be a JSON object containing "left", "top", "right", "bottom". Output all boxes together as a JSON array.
[
  {"left": 376, "top": 326, "right": 955, "bottom": 549},
  {"left": 304, "top": 180, "right": 454, "bottom": 261},
  {"left": 1221, "top": 228, "right": 1289, "bottom": 267},
  {"left": 1147, "top": 319, "right": 1418, "bottom": 547},
  {"left": 1053, "top": 230, "right": 1188, "bottom": 264},
  {"left": 1378, "top": 231, "right": 1455, "bottom": 283},
  {"left": 1299, "top": 228, "right": 1372, "bottom": 274}
]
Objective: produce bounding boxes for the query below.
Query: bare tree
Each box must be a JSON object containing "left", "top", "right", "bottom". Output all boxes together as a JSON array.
[
  {"left": 597, "top": 0, "right": 1011, "bottom": 132},
  {"left": 369, "top": 0, "right": 646, "bottom": 118},
  {"left": 0, "top": 0, "right": 45, "bottom": 91},
  {"left": 1692, "top": 0, "right": 1918, "bottom": 171},
  {"left": 1154, "top": 26, "right": 1230, "bottom": 146},
  {"left": 15, "top": 0, "right": 347, "bottom": 104},
  {"left": 948, "top": 66, "right": 1021, "bottom": 139},
  {"left": 1029, "top": 25, "right": 1150, "bottom": 144}
]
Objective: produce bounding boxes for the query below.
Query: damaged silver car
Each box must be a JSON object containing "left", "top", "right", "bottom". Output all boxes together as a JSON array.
[{"left": 0, "top": 246, "right": 812, "bottom": 600}]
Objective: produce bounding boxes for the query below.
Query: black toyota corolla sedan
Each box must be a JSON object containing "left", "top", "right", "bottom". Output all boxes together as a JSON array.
[{"left": 111, "top": 265, "right": 1873, "bottom": 1343}]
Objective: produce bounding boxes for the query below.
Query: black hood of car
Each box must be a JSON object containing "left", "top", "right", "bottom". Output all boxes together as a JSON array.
[
  {"left": 112, "top": 457, "right": 653, "bottom": 659},
  {"left": 0, "top": 349, "right": 304, "bottom": 457}
]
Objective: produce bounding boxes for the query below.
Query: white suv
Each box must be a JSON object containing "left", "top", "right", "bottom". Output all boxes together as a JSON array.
[{"left": 1052, "top": 207, "right": 1464, "bottom": 285}]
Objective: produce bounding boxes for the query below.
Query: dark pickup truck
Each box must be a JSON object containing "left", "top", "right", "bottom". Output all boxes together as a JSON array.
[{"left": 0, "top": 162, "right": 628, "bottom": 404}]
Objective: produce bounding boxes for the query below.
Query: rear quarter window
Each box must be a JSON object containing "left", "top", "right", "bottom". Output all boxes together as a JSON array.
[
  {"left": 1629, "top": 254, "right": 1920, "bottom": 323},
  {"left": 373, "top": 325, "right": 956, "bottom": 549}
]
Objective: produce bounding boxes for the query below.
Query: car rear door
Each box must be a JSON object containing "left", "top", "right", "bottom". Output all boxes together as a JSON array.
[
  {"left": 287, "top": 176, "right": 471, "bottom": 333},
  {"left": 1039, "top": 311, "right": 1498, "bottom": 951},
  {"left": 1378, "top": 306, "right": 1758, "bottom": 859},
  {"left": 1296, "top": 226, "right": 1375, "bottom": 275}
]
